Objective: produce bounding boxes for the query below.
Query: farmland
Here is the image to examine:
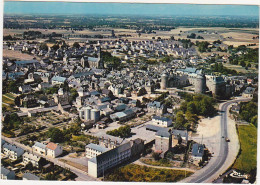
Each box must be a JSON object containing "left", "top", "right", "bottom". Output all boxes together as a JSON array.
[{"left": 233, "top": 124, "right": 257, "bottom": 173}]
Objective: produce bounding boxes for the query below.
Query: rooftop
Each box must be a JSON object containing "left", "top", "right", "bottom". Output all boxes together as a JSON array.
[{"left": 86, "top": 143, "right": 109, "bottom": 153}]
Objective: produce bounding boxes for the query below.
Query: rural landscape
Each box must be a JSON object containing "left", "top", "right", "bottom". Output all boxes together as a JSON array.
[{"left": 1, "top": 2, "right": 259, "bottom": 184}]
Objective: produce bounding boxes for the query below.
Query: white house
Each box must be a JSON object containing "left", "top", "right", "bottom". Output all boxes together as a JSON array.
[
  {"left": 22, "top": 152, "right": 41, "bottom": 168},
  {"left": 151, "top": 116, "right": 173, "bottom": 127},
  {"left": 32, "top": 142, "right": 46, "bottom": 156},
  {"left": 46, "top": 142, "right": 63, "bottom": 158},
  {"left": 2, "top": 143, "right": 24, "bottom": 160}
]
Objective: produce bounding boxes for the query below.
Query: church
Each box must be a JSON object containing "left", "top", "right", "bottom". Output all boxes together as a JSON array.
[{"left": 80, "top": 51, "right": 103, "bottom": 69}]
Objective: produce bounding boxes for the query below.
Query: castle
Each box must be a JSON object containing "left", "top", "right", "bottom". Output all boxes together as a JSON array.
[{"left": 160, "top": 67, "right": 230, "bottom": 98}]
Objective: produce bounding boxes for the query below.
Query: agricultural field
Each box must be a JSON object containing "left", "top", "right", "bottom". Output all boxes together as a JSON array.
[
  {"left": 223, "top": 63, "right": 258, "bottom": 74},
  {"left": 233, "top": 124, "right": 257, "bottom": 173},
  {"left": 104, "top": 164, "right": 193, "bottom": 182}
]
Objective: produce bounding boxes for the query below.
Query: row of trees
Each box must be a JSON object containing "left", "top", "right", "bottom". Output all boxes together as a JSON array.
[
  {"left": 106, "top": 125, "right": 131, "bottom": 138},
  {"left": 239, "top": 101, "right": 258, "bottom": 127}
]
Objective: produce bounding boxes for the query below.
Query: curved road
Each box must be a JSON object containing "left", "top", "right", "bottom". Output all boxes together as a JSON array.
[{"left": 184, "top": 98, "right": 251, "bottom": 183}]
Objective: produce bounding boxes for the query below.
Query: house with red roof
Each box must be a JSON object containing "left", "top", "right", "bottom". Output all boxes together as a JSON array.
[{"left": 46, "top": 142, "right": 63, "bottom": 158}]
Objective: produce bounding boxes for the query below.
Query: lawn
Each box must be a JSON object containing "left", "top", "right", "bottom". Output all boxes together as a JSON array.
[
  {"left": 141, "top": 158, "right": 176, "bottom": 167},
  {"left": 4, "top": 93, "right": 16, "bottom": 99},
  {"left": 2, "top": 96, "right": 15, "bottom": 105},
  {"left": 233, "top": 124, "right": 257, "bottom": 173},
  {"left": 104, "top": 164, "right": 193, "bottom": 182}
]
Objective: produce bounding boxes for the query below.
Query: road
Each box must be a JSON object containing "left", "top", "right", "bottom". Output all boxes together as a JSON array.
[
  {"left": 1, "top": 136, "right": 96, "bottom": 181},
  {"left": 181, "top": 97, "right": 251, "bottom": 183}
]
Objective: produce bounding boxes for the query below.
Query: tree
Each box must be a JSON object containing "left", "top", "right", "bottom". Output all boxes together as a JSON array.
[
  {"left": 152, "top": 152, "right": 161, "bottom": 161},
  {"left": 175, "top": 111, "right": 186, "bottom": 128},
  {"left": 47, "top": 128, "right": 64, "bottom": 143},
  {"left": 51, "top": 44, "right": 59, "bottom": 51},
  {"left": 25, "top": 162, "right": 34, "bottom": 171},
  {"left": 39, "top": 43, "right": 48, "bottom": 51},
  {"left": 73, "top": 42, "right": 80, "bottom": 49}
]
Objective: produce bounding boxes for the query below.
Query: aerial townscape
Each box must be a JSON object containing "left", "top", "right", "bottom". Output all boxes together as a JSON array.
[{"left": 1, "top": 2, "right": 258, "bottom": 184}]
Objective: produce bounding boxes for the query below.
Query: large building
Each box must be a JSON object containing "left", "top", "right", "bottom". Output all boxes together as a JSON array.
[
  {"left": 88, "top": 138, "right": 144, "bottom": 178},
  {"left": 161, "top": 68, "right": 229, "bottom": 96},
  {"left": 88, "top": 141, "right": 132, "bottom": 177}
]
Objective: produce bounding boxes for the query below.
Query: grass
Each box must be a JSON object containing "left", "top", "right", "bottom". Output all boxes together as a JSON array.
[
  {"left": 2, "top": 96, "right": 15, "bottom": 105},
  {"left": 233, "top": 124, "right": 257, "bottom": 173},
  {"left": 141, "top": 158, "right": 176, "bottom": 167},
  {"left": 104, "top": 164, "right": 193, "bottom": 182},
  {"left": 223, "top": 63, "right": 257, "bottom": 74},
  {"left": 4, "top": 93, "right": 16, "bottom": 99},
  {"left": 59, "top": 159, "right": 88, "bottom": 172}
]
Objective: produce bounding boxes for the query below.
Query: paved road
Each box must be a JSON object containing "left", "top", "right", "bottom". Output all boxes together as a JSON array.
[
  {"left": 2, "top": 136, "right": 96, "bottom": 181},
  {"left": 182, "top": 98, "right": 251, "bottom": 183}
]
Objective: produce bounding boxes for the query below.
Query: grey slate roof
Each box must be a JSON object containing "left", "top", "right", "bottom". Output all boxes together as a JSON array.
[
  {"left": 192, "top": 143, "right": 204, "bottom": 157},
  {"left": 23, "top": 173, "right": 40, "bottom": 180},
  {"left": 3, "top": 143, "right": 24, "bottom": 154},
  {"left": 156, "top": 130, "right": 171, "bottom": 138},
  {"left": 1, "top": 166, "right": 12, "bottom": 176},
  {"left": 146, "top": 124, "right": 169, "bottom": 132},
  {"left": 153, "top": 116, "right": 171, "bottom": 122},
  {"left": 33, "top": 142, "right": 46, "bottom": 149},
  {"left": 86, "top": 143, "right": 109, "bottom": 153}
]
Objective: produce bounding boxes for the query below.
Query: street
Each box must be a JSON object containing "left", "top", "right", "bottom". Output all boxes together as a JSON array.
[{"left": 181, "top": 97, "right": 251, "bottom": 183}]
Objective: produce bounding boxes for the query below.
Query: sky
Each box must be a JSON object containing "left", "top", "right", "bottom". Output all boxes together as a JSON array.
[{"left": 3, "top": 2, "right": 259, "bottom": 16}]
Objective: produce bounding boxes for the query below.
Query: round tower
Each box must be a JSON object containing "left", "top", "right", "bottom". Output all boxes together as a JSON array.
[
  {"left": 85, "top": 107, "right": 92, "bottom": 121},
  {"left": 91, "top": 109, "right": 100, "bottom": 122},
  {"left": 195, "top": 74, "right": 206, "bottom": 94},
  {"left": 161, "top": 73, "right": 168, "bottom": 90}
]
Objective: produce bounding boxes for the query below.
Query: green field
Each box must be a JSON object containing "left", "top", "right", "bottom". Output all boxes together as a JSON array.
[
  {"left": 223, "top": 63, "right": 257, "bottom": 74},
  {"left": 233, "top": 124, "right": 257, "bottom": 173},
  {"left": 104, "top": 164, "right": 193, "bottom": 182},
  {"left": 4, "top": 93, "right": 16, "bottom": 99},
  {"left": 2, "top": 96, "right": 15, "bottom": 105}
]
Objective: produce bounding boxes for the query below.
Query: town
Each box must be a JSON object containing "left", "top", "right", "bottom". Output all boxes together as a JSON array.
[{"left": 1, "top": 3, "right": 259, "bottom": 184}]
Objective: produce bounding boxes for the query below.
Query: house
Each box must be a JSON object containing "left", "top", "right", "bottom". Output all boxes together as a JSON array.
[
  {"left": 32, "top": 142, "right": 46, "bottom": 155},
  {"left": 2, "top": 143, "right": 24, "bottom": 160},
  {"left": 38, "top": 82, "right": 51, "bottom": 90},
  {"left": 46, "top": 142, "right": 63, "bottom": 158},
  {"left": 147, "top": 101, "right": 166, "bottom": 115},
  {"left": 19, "top": 85, "right": 32, "bottom": 93},
  {"left": 23, "top": 173, "right": 40, "bottom": 180},
  {"left": 242, "top": 87, "right": 255, "bottom": 98},
  {"left": 51, "top": 76, "right": 66, "bottom": 85},
  {"left": 191, "top": 143, "right": 204, "bottom": 165},
  {"left": 85, "top": 143, "right": 109, "bottom": 158},
  {"left": 152, "top": 116, "right": 173, "bottom": 127},
  {"left": 1, "top": 166, "right": 15, "bottom": 180},
  {"left": 22, "top": 152, "right": 42, "bottom": 168}
]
